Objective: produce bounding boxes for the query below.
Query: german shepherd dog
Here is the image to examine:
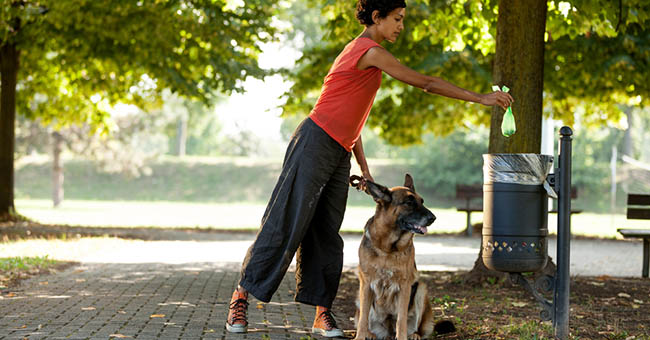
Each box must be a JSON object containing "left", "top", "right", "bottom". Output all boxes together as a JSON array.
[{"left": 350, "top": 174, "right": 455, "bottom": 340}]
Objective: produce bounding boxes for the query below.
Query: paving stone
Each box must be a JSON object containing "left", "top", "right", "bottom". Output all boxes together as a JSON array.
[{"left": 0, "top": 263, "right": 341, "bottom": 339}]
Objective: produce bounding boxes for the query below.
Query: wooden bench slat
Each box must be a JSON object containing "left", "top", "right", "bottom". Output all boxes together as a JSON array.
[
  {"left": 455, "top": 185, "right": 578, "bottom": 198},
  {"left": 617, "top": 228, "right": 650, "bottom": 237},
  {"left": 549, "top": 209, "right": 583, "bottom": 214},
  {"left": 457, "top": 207, "right": 483, "bottom": 212},
  {"left": 457, "top": 207, "right": 582, "bottom": 214},
  {"left": 627, "top": 208, "right": 650, "bottom": 220},
  {"left": 456, "top": 184, "right": 483, "bottom": 199},
  {"left": 628, "top": 194, "right": 650, "bottom": 206}
]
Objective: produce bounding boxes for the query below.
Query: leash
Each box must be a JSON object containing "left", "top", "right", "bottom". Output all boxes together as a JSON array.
[{"left": 349, "top": 175, "right": 365, "bottom": 191}]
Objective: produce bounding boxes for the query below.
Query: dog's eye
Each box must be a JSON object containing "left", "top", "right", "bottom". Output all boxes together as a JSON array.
[{"left": 403, "top": 196, "right": 416, "bottom": 207}]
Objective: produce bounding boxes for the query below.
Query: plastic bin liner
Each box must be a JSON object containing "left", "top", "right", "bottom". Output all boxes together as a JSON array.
[{"left": 483, "top": 153, "right": 553, "bottom": 185}]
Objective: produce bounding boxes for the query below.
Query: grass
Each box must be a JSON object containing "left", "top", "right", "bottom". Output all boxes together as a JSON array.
[
  {"left": 13, "top": 155, "right": 644, "bottom": 237},
  {"left": 15, "top": 155, "right": 412, "bottom": 206},
  {"left": 15, "top": 155, "right": 283, "bottom": 204},
  {"left": 501, "top": 320, "right": 554, "bottom": 339},
  {"left": 0, "top": 255, "right": 69, "bottom": 289},
  {"left": 13, "top": 198, "right": 467, "bottom": 233},
  {"left": 0, "top": 256, "right": 59, "bottom": 272},
  {"left": 14, "top": 198, "right": 643, "bottom": 238}
]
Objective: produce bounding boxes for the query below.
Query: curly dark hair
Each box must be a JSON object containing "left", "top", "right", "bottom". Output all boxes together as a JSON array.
[{"left": 356, "top": 0, "right": 407, "bottom": 26}]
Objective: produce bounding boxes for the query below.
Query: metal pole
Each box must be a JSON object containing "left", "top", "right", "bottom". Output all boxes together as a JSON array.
[{"left": 555, "top": 126, "right": 573, "bottom": 339}]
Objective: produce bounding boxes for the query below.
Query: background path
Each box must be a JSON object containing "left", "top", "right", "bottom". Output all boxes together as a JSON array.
[{"left": 3, "top": 232, "right": 643, "bottom": 277}]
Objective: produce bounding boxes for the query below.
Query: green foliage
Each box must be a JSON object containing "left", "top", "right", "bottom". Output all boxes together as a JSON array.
[
  {"left": 546, "top": 0, "right": 650, "bottom": 39},
  {"left": 284, "top": 0, "right": 494, "bottom": 145},
  {"left": 571, "top": 126, "right": 619, "bottom": 209},
  {"left": 15, "top": 156, "right": 282, "bottom": 203},
  {"left": 6, "top": 0, "right": 279, "bottom": 131},
  {"left": 15, "top": 115, "right": 50, "bottom": 156},
  {"left": 278, "top": 0, "right": 326, "bottom": 52},
  {"left": 283, "top": 0, "right": 650, "bottom": 145},
  {"left": 402, "top": 129, "right": 488, "bottom": 197},
  {"left": 544, "top": 26, "right": 650, "bottom": 126},
  {"left": 3, "top": 0, "right": 281, "bottom": 217}
]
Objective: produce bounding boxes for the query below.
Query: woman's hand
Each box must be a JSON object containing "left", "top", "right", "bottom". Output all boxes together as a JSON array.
[
  {"left": 362, "top": 170, "right": 374, "bottom": 183},
  {"left": 480, "top": 91, "right": 514, "bottom": 110}
]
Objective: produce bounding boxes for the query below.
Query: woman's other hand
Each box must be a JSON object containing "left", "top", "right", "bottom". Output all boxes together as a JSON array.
[
  {"left": 480, "top": 91, "right": 514, "bottom": 110},
  {"left": 362, "top": 170, "right": 374, "bottom": 183}
]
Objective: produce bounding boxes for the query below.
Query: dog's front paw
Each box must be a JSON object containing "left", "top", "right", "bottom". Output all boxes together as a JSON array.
[
  {"left": 353, "top": 332, "right": 376, "bottom": 340},
  {"left": 408, "top": 333, "right": 421, "bottom": 340}
]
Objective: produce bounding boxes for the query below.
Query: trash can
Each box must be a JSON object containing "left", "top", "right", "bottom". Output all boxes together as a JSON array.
[{"left": 481, "top": 154, "right": 555, "bottom": 272}]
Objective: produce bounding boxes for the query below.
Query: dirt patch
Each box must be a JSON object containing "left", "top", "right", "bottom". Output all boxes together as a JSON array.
[
  {"left": 0, "top": 221, "right": 261, "bottom": 241},
  {"left": 332, "top": 271, "right": 650, "bottom": 339}
]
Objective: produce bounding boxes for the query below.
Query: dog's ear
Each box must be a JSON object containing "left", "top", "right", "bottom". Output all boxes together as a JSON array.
[
  {"left": 366, "top": 181, "right": 392, "bottom": 204},
  {"left": 404, "top": 173, "right": 415, "bottom": 192}
]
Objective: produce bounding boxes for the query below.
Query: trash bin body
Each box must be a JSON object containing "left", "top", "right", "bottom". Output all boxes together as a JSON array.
[
  {"left": 481, "top": 154, "right": 553, "bottom": 273},
  {"left": 482, "top": 183, "right": 548, "bottom": 272}
]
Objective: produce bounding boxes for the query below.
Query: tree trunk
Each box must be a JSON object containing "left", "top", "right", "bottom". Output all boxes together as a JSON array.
[
  {"left": 488, "top": 0, "right": 547, "bottom": 154},
  {"left": 0, "top": 43, "right": 19, "bottom": 221},
  {"left": 622, "top": 106, "right": 634, "bottom": 157},
  {"left": 176, "top": 115, "right": 187, "bottom": 157},
  {"left": 52, "top": 131, "right": 64, "bottom": 208},
  {"left": 466, "top": 0, "right": 548, "bottom": 283}
]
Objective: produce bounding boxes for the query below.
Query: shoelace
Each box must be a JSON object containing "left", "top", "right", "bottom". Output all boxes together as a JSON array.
[
  {"left": 318, "top": 310, "right": 338, "bottom": 330},
  {"left": 229, "top": 298, "right": 249, "bottom": 324}
]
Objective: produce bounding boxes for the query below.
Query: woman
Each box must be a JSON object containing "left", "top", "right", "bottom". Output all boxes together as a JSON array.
[{"left": 226, "top": 0, "right": 513, "bottom": 336}]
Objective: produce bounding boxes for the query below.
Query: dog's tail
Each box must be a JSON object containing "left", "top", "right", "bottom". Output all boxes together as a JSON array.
[{"left": 433, "top": 320, "right": 456, "bottom": 335}]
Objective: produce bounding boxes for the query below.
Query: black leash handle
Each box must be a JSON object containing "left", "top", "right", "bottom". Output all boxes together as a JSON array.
[{"left": 349, "top": 175, "right": 365, "bottom": 191}]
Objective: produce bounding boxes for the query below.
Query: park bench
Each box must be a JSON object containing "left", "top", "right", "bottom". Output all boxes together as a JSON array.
[
  {"left": 617, "top": 193, "right": 650, "bottom": 278},
  {"left": 456, "top": 184, "right": 484, "bottom": 236},
  {"left": 456, "top": 184, "right": 581, "bottom": 236}
]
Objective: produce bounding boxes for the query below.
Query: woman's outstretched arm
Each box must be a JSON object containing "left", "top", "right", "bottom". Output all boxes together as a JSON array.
[{"left": 357, "top": 46, "right": 514, "bottom": 109}]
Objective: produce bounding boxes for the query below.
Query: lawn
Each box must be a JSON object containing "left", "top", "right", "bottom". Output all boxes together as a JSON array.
[
  {"left": 14, "top": 155, "right": 646, "bottom": 238},
  {"left": 15, "top": 198, "right": 645, "bottom": 238}
]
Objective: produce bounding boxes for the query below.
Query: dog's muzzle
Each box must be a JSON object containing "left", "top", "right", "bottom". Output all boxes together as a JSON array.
[{"left": 399, "top": 210, "right": 436, "bottom": 234}]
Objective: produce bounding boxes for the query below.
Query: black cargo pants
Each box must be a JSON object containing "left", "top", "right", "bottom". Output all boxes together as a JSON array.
[{"left": 239, "top": 117, "right": 351, "bottom": 309}]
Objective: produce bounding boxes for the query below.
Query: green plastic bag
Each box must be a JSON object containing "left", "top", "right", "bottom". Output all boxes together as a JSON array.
[
  {"left": 492, "top": 85, "right": 516, "bottom": 137},
  {"left": 501, "top": 107, "right": 516, "bottom": 137}
]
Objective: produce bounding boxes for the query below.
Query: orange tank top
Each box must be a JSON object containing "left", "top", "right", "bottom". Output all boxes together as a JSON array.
[{"left": 309, "top": 37, "right": 383, "bottom": 152}]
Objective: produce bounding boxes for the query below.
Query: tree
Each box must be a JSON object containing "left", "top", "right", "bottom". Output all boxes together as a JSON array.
[
  {"left": 283, "top": 0, "right": 650, "bottom": 142},
  {"left": 0, "top": 0, "right": 279, "bottom": 220},
  {"left": 283, "top": 0, "right": 650, "bottom": 282}
]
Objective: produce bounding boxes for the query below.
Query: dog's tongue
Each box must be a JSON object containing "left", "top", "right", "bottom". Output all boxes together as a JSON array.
[{"left": 418, "top": 225, "right": 428, "bottom": 234}]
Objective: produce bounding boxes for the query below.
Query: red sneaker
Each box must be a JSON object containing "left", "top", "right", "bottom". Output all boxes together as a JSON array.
[
  {"left": 226, "top": 289, "right": 249, "bottom": 333},
  {"left": 312, "top": 306, "right": 344, "bottom": 337}
]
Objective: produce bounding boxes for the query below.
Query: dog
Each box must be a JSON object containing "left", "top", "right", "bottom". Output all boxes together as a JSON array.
[{"left": 350, "top": 174, "right": 455, "bottom": 340}]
